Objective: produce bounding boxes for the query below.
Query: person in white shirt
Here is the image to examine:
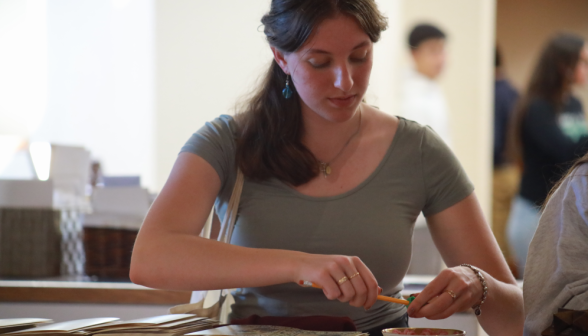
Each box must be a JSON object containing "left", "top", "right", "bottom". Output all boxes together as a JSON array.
[
  {"left": 401, "top": 24, "right": 451, "bottom": 276},
  {"left": 400, "top": 23, "right": 451, "bottom": 146}
]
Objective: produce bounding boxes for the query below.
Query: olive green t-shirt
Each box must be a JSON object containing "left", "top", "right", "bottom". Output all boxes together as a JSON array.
[{"left": 180, "top": 115, "right": 474, "bottom": 330}]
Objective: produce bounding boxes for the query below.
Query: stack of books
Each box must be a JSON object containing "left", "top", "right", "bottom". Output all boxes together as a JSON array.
[
  {"left": 5, "top": 318, "right": 119, "bottom": 336},
  {"left": 2, "top": 315, "right": 365, "bottom": 336},
  {"left": 0, "top": 319, "right": 53, "bottom": 334},
  {"left": 84, "top": 314, "right": 218, "bottom": 336},
  {"left": 3, "top": 315, "right": 218, "bottom": 336}
]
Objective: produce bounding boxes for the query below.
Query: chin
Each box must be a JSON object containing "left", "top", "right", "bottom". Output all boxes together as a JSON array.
[{"left": 319, "top": 106, "right": 361, "bottom": 123}]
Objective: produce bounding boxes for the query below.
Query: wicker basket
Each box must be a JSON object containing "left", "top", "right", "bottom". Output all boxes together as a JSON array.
[{"left": 83, "top": 227, "right": 137, "bottom": 280}]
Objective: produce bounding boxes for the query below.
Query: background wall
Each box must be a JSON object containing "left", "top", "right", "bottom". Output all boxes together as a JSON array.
[
  {"left": 0, "top": 0, "right": 47, "bottom": 175},
  {"left": 154, "top": 0, "right": 272, "bottom": 191},
  {"left": 0, "top": 0, "right": 157, "bottom": 189},
  {"left": 0, "top": 0, "right": 47, "bottom": 138},
  {"left": 35, "top": 0, "right": 156, "bottom": 190},
  {"left": 496, "top": 0, "right": 588, "bottom": 105}
]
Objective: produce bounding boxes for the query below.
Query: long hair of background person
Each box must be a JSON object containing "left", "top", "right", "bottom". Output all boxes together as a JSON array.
[{"left": 507, "top": 33, "right": 585, "bottom": 169}]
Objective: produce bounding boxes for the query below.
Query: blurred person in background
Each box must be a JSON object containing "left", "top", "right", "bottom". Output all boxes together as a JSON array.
[
  {"left": 400, "top": 24, "right": 450, "bottom": 277},
  {"left": 492, "top": 47, "right": 520, "bottom": 276},
  {"left": 400, "top": 23, "right": 451, "bottom": 146},
  {"left": 507, "top": 33, "right": 588, "bottom": 278}
]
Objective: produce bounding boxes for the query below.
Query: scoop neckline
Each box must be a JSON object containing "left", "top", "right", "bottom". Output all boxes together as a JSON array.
[{"left": 275, "top": 117, "right": 405, "bottom": 202}]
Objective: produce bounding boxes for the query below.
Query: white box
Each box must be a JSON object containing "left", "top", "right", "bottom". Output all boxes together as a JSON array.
[{"left": 0, "top": 180, "right": 53, "bottom": 208}]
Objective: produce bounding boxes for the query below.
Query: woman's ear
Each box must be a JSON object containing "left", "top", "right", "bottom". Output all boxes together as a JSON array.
[{"left": 271, "top": 46, "right": 289, "bottom": 75}]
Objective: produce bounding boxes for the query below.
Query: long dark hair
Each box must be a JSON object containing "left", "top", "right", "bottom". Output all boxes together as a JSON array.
[
  {"left": 509, "top": 33, "right": 585, "bottom": 167},
  {"left": 235, "top": 0, "right": 388, "bottom": 186}
]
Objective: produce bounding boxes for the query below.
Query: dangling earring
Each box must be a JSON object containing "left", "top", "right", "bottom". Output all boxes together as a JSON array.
[{"left": 282, "top": 74, "right": 293, "bottom": 99}]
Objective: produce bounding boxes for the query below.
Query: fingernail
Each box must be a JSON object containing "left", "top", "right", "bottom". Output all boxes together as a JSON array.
[
  {"left": 378, "top": 288, "right": 382, "bottom": 294},
  {"left": 364, "top": 306, "right": 371, "bottom": 312}
]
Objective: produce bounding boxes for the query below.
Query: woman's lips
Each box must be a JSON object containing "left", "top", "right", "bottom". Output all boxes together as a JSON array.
[{"left": 328, "top": 94, "right": 356, "bottom": 108}]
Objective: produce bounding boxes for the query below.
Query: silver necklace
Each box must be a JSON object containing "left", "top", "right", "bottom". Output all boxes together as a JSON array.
[{"left": 318, "top": 110, "right": 362, "bottom": 178}]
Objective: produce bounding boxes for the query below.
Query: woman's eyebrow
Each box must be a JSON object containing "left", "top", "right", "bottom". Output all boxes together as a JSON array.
[{"left": 306, "top": 40, "right": 370, "bottom": 55}]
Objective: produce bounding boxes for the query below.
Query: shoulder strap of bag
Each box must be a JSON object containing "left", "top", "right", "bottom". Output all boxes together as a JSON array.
[
  {"left": 218, "top": 169, "right": 244, "bottom": 244},
  {"left": 173, "top": 169, "right": 243, "bottom": 320}
]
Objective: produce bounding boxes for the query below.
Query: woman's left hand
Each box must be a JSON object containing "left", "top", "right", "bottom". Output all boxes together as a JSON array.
[{"left": 406, "top": 266, "right": 483, "bottom": 320}]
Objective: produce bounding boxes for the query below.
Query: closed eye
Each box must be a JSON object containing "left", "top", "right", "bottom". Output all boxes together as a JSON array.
[
  {"left": 308, "top": 59, "right": 330, "bottom": 69},
  {"left": 350, "top": 56, "right": 367, "bottom": 64},
  {"left": 350, "top": 50, "right": 369, "bottom": 64}
]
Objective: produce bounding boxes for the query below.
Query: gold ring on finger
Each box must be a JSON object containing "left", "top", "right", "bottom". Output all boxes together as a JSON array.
[
  {"left": 445, "top": 290, "right": 457, "bottom": 301},
  {"left": 338, "top": 276, "right": 348, "bottom": 285},
  {"left": 349, "top": 272, "right": 360, "bottom": 280}
]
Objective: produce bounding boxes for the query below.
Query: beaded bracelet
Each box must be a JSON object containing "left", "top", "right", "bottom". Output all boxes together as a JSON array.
[{"left": 460, "top": 263, "right": 488, "bottom": 316}]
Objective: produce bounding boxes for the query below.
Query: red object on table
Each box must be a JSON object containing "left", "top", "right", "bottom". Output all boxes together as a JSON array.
[{"left": 230, "top": 314, "right": 357, "bottom": 331}]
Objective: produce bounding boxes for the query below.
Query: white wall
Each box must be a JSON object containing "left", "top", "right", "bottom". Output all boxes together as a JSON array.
[
  {"left": 154, "top": 0, "right": 272, "bottom": 190},
  {"left": 0, "top": 0, "right": 47, "bottom": 175},
  {"left": 0, "top": 0, "right": 47, "bottom": 138},
  {"left": 29, "top": 0, "right": 156, "bottom": 190},
  {"left": 365, "top": 0, "right": 402, "bottom": 114}
]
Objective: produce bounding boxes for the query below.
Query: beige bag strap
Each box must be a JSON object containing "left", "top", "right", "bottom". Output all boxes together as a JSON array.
[
  {"left": 218, "top": 169, "right": 244, "bottom": 244},
  {"left": 171, "top": 169, "right": 244, "bottom": 320}
]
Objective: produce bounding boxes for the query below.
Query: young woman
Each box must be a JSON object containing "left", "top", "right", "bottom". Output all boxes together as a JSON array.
[
  {"left": 507, "top": 33, "right": 588, "bottom": 277},
  {"left": 523, "top": 152, "right": 588, "bottom": 336},
  {"left": 130, "top": 1, "right": 523, "bottom": 335}
]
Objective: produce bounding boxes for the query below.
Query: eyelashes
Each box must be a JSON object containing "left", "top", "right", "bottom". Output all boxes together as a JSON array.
[
  {"left": 309, "top": 61, "right": 329, "bottom": 69},
  {"left": 350, "top": 56, "right": 368, "bottom": 64},
  {"left": 308, "top": 54, "right": 369, "bottom": 69}
]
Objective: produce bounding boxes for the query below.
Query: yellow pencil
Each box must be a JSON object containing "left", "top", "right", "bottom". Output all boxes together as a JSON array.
[{"left": 298, "top": 280, "right": 411, "bottom": 306}]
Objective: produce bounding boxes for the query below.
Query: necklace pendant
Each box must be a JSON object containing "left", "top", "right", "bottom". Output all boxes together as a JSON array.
[
  {"left": 315, "top": 108, "right": 362, "bottom": 180},
  {"left": 319, "top": 162, "right": 331, "bottom": 178}
]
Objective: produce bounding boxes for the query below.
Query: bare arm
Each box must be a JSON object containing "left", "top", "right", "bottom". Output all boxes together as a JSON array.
[
  {"left": 407, "top": 193, "right": 524, "bottom": 336},
  {"left": 130, "top": 153, "right": 379, "bottom": 309}
]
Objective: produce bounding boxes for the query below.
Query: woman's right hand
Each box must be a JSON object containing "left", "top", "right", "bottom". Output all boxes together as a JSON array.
[{"left": 295, "top": 253, "right": 380, "bottom": 310}]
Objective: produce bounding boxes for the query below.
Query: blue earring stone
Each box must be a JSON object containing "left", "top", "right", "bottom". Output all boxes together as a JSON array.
[{"left": 282, "top": 86, "right": 293, "bottom": 99}]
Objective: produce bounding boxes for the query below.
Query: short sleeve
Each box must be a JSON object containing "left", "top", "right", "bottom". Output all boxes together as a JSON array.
[
  {"left": 180, "top": 115, "right": 237, "bottom": 191},
  {"left": 421, "top": 126, "right": 475, "bottom": 217}
]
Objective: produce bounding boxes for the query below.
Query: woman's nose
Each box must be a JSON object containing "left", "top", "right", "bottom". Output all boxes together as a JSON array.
[{"left": 333, "top": 64, "right": 353, "bottom": 92}]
